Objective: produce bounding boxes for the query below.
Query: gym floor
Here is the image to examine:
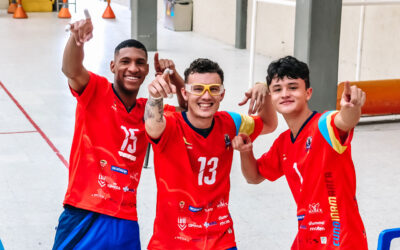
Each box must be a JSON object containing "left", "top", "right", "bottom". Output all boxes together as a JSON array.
[{"left": 0, "top": 0, "right": 399, "bottom": 249}]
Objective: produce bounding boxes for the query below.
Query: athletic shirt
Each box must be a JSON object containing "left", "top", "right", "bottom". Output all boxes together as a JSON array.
[
  {"left": 147, "top": 111, "right": 263, "bottom": 250},
  {"left": 257, "top": 111, "right": 368, "bottom": 250},
  {"left": 64, "top": 72, "right": 175, "bottom": 221}
]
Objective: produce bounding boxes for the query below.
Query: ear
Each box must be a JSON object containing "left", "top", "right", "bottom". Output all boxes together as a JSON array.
[
  {"left": 110, "top": 61, "right": 115, "bottom": 73},
  {"left": 306, "top": 87, "right": 313, "bottom": 101},
  {"left": 181, "top": 86, "right": 189, "bottom": 101}
]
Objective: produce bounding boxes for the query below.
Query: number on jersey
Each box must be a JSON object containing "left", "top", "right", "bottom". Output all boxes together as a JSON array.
[{"left": 198, "top": 157, "right": 219, "bottom": 186}]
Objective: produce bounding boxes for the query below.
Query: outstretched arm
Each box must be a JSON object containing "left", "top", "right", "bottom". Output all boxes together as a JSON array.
[
  {"left": 154, "top": 53, "right": 186, "bottom": 111},
  {"left": 232, "top": 134, "right": 265, "bottom": 184},
  {"left": 239, "top": 82, "right": 278, "bottom": 134},
  {"left": 144, "top": 70, "right": 176, "bottom": 139},
  {"left": 335, "top": 81, "right": 366, "bottom": 132},
  {"left": 62, "top": 12, "right": 93, "bottom": 94}
]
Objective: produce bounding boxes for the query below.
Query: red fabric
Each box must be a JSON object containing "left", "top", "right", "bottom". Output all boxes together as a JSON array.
[
  {"left": 64, "top": 72, "right": 148, "bottom": 221},
  {"left": 257, "top": 111, "right": 367, "bottom": 249},
  {"left": 147, "top": 111, "right": 262, "bottom": 250}
]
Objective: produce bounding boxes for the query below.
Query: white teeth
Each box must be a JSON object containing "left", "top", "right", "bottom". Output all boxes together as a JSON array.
[
  {"left": 199, "top": 103, "right": 212, "bottom": 107},
  {"left": 126, "top": 76, "right": 139, "bottom": 80}
]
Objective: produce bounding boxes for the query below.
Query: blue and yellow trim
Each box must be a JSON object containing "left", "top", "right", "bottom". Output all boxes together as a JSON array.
[
  {"left": 318, "top": 111, "right": 347, "bottom": 154},
  {"left": 227, "top": 111, "right": 255, "bottom": 136}
]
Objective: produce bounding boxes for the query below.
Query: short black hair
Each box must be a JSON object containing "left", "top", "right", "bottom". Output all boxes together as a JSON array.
[
  {"left": 184, "top": 58, "right": 224, "bottom": 83},
  {"left": 114, "top": 39, "right": 148, "bottom": 58},
  {"left": 266, "top": 56, "right": 310, "bottom": 88}
]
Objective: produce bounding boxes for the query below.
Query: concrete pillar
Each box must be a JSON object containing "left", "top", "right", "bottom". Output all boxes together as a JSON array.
[
  {"left": 294, "top": 0, "right": 342, "bottom": 112},
  {"left": 235, "top": 0, "right": 248, "bottom": 49},
  {"left": 131, "top": 0, "right": 157, "bottom": 51}
]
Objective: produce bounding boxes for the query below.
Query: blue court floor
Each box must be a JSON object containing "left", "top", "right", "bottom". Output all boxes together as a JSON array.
[{"left": 0, "top": 1, "right": 399, "bottom": 249}]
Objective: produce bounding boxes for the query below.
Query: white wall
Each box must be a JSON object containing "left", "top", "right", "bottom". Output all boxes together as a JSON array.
[
  {"left": 0, "top": 0, "right": 9, "bottom": 9},
  {"left": 185, "top": 0, "right": 400, "bottom": 82}
]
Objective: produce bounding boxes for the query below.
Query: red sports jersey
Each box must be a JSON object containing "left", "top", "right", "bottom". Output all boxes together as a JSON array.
[
  {"left": 147, "top": 111, "right": 263, "bottom": 250},
  {"left": 257, "top": 111, "right": 368, "bottom": 249},
  {"left": 64, "top": 72, "right": 174, "bottom": 221}
]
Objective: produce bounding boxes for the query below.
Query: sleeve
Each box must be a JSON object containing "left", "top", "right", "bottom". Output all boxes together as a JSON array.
[
  {"left": 256, "top": 138, "right": 284, "bottom": 181},
  {"left": 145, "top": 114, "right": 177, "bottom": 152},
  {"left": 69, "top": 71, "right": 106, "bottom": 107},
  {"left": 317, "top": 110, "right": 354, "bottom": 154},
  {"left": 226, "top": 112, "right": 263, "bottom": 141},
  {"left": 163, "top": 104, "right": 177, "bottom": 116}
]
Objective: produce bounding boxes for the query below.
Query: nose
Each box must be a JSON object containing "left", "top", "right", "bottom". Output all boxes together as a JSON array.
[
  {"left": 128, "top": 62, "right": 139, "bottom": 73},
  {"left": 201, "top": 89, "right": 213, "bottom": 99},
  {"left": 281, "top": 87, "right": 289, "bottom": 97}
]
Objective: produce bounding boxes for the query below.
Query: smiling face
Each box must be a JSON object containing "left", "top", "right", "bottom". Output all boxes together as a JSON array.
[
  {"left": 269, "top": 76, "right": 312, "bottom": 116},
  {"left": 110, "top": 47, "right": 149, "bottom": 96},
  {"left": 181, "top": 72, "right": 224, "bottom": 128}
]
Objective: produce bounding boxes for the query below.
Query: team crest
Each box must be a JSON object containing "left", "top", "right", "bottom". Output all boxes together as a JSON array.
[
  {"left": 100, "top": 160, "right": 107, "bottom": 168},
  {"left": 306, "top": 136, "right": 312, "bottom": 152},
  {"left": 224, "top": 134, "right": 231, "bottom": 150}
]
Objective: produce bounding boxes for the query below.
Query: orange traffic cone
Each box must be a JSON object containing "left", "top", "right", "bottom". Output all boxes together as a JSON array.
[
  {"left": 8, "top": 0, "right": 17, "bottom": 14},
  {"left": 102, "top": 0, "right": 115, "bottom": 19},
  {"left": 58, "top": 0, "right": 71, "bottom": 18},
  {"left": 13, "top": 0, "right": 27, "bottom": 18}
]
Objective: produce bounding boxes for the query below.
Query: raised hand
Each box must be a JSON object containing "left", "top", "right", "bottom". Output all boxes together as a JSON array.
[
  {"left": 154, "top": 52, "right": 176, "bottom": 76},
  {"left": 239, "top": 82, "right": 269, "bottom": 115},
  {"left": 68, "top": 9, "right": 93, "bottom": 46},
  {"left": 340, "top": 81, "right": 366, "bottom": 109},
  {"left": 148, "top": 69, "right": 176, "bottom": 99}
]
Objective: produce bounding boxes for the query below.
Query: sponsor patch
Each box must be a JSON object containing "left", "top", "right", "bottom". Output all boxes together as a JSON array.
[
  {"left": 189, "top": 205, "right": 203, "bottom": 212},
  {"left": 111, "top": 165, "right": 128, "bottom": 175}
]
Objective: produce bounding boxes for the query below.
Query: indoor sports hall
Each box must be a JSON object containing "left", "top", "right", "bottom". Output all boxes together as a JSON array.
[{"left": 0, "top": 0, "right": 399, "bottom": 249}]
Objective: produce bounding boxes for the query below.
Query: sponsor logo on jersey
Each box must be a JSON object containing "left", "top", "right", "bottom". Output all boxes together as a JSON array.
[
  {"left": 177, "top": 217, "right": 187, "bottom": 231},
  {"left": 320, "top": 236, "right": 327, "bottom": 244},
  {"left": 130, "top": 172, "right": 139, "bottom": 182},
  {"left": 174, "top": 235, "right": 190, "bottom": 242},
  {"left": 306, "top": 136, "right": 312, "bottom": 151},
  {"left": 218, "top": 215, "right": 229, "bottom": 221},
  {"left": 100, "top": 160, "right": 107, "bottom": 168},
  {"left": 183, "top": 136, "right": 193, "bottom": 149},
  {"left": 98, "top": 174, "right": 106, "bottom": 187},
  {"left": 123, "top": 186, "right": 135, "bottom": 193},
  {"left": 308, "top": 221, "right": 325, "bottom": 226},
  {"left": 107, "top": 183, "right": 121, "bottom": 190},
  {"left": 300, "top": 225, "right": 307, "bottom": 229},
  {"left": 309, "top": 226, "right": 326, "bottom": 231},
  {"left": 189, "top": 205, "right": 202, "bottom": 212},
  {"left": 179, "top": 201, "right": 185, "bottom": 209},
  {"left": 219, "top": 219, "right": 231, "bottom": 226},
  {"left": 188, "top": 223, "right": 202, "bottom": 229},
  {"left": 217, "top": 199, "right": 228, "bottom": 208},
  {"left": 308, "top": 203, "right": 323, "bottom": 214},
  {"left": 118, "top": 151, "right": 136, "bottom": 161},
  {"left": 111, "top": 165, "right": 128, "bottom": 175},
  {"left": 111, "top": 102, "right": 117, "bottom": 111},
  {"left": 325, "top": 171, "right": 341, "bottom": 246},
  {"left": 204, "top": 221, "right": 217, "bottom": 228},
  {"left": 224, "top": 134, "right": 231, "bottom": 150},
  {"left": 228, "top": 228, "right": 233, "bottom": 234},
  {"left": 283, "top": 153, "right": 287, "bottom": 161},
  {"left": 297, "top": 214, "right": 305, "bottom": 221}
]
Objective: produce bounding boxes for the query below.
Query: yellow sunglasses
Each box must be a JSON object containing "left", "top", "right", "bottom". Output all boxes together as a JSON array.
[{"left": 185, "top": 83, "right": 224, "bottom": 96}]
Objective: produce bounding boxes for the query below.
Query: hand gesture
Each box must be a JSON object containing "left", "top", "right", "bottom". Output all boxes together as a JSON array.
[
  {"left": 148, "top": 69, "right": 176, "bottom": 99},
  {"left": 68, "top": 10, "right": 93, "bottom": 46},
  {"left": 232, "top": 133, "right": 253, "bottom": 152},
  {"left": 154, "top": 52, "right": 176, "bottom": 76},
  {"left": 239, "top": 82, "right": 269, "bottom": 115},
  {"left": 340, "top": 81, "right": 366, "bottom": 110}
]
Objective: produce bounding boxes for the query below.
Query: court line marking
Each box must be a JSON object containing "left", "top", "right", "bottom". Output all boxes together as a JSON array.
[{"left": 0, "top": 81, "right": 69, "bottom": 168}]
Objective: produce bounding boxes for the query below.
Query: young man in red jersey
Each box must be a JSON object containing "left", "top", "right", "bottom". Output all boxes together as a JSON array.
[
  {"left": 144, "top": 58, "right": 278, "bottom": 249},
  {"left": 52, "top": 15, "right": 185, "bottom": 249},
  {"left": 232, "top": 56, "right": 368, "bottom": 249}
]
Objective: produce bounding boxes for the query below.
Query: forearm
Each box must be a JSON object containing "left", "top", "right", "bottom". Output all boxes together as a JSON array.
[
  {"left": 144, "top": 97, "right": 166, "bottom": 139},
  {"left": 258, "top": 93, "right": 278, "bottom": 134},
  {"left": 335, "top": 106, "right": 361, "bottom": 132},
  {"left": 240, "top": 151, "right": 265, "bottom": 184},
  {"left": 62, "top": 35, "right": 85, "bottom": 78}
]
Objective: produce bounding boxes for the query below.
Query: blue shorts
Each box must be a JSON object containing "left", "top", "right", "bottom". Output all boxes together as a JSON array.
[{"left": 52, "top": 205, "right": 140, "bottom": 250}]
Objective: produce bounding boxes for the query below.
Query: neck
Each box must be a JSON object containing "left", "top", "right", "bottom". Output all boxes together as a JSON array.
[
  {"left": 113, "top": 85, "right": 138, "bottom": 110},
  {"left": 283, "top": 108, "right": 313, "bottom": 138},
  {"left": 186, "top": 112, "right": 213, "bottom": 129}
]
